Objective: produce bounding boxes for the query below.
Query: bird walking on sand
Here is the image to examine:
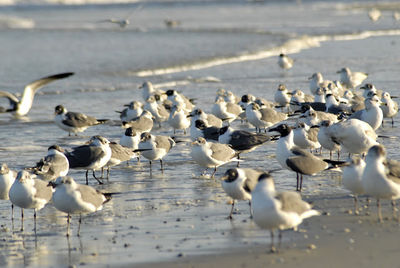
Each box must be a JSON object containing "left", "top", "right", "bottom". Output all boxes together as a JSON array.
[
  {"left": 361, "top": 145, "right": 400, "bottom": 222},
  {"left": 220, "top": 168, "right": 263, "bottom": 219},
  {"left": 252, "top": 172, "right": 320, "bottom": 252}
]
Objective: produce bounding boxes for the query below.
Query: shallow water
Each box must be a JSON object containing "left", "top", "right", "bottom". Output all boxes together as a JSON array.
[{"left": 0, "top": 0, "right": 400, "bottom": 266}]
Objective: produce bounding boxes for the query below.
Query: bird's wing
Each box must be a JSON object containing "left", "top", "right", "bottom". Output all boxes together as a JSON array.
[
  {"left": 63, "top": 111, "right": 98, "bottom": 127},
  {"left": 210, "top": 143, "right": 235, "bottom": 161},
  {"left": 66, "top": 146, "right": 105, "bottom": 168},
  {"left": 229, "top": 131, "right": 270, "bottom": 151},
  {"left": 275, "top": 191, "right": 311, "bottom": 214},
  {"left": 77, "top": 184, "right": 105, "bottom": 208},
  {"left": 154, "top": 135, "right": 173, "bottom": 152},
  {"left": 0, "top": 91, "right": 19, "bottom": 108},
  {"left": 33, "top": 179, "right": 53, "bottom": 202}
]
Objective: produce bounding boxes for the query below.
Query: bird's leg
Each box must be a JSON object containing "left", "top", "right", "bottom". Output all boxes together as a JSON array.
[
  {"left": 107, "top": 167, "right": 110, "bottom": 180},
  {"left": 296, "top": 173, "right": 299, "bottom": 192},
  {"left": 270, "top": 230, "right": 276, "bottom": 253},
  {"left": 278, "top": 230, "right": 283, "bottom": 251},
  {"left": 184, "top": 129, "right": 187, "bottom": 135},
  {"left": 228, "top": 200, "right": 235, "bottom": 220},
  {"left": 101, "top": 167, "right": 104, "bottom": 178},
  {"left": 337, "top": 150, "right": 340, "bottom": 161},
  {"left": 329, "top": 150, "right": 333, "bottom": 160},
  {"left": 11, "top": 204, "right": 14, "bottom": 222},
  {"left": 20, "top": 208, "right": 24, "bottom": 232},
  {"left": 211, "top": 167, "right": 217, "bottom": 178},
  {"left": 354, "top": 195, "right": 359, "bottom": 215},
  {"left": 77, "top": 214, "right": 82, "bottom": 237},
  {"left": 92, "top": 170, "right": 104, "bottom": 184},
  {"left": 377, "top": 199, "right": 383, "bottom": 223},
  {"left": 34, "top": 209, "right": 37, "bottom": 234},
  {"left": 85, "top": 170, "right": 89, "bottom": 185},
  {"left": 300, "top": 174, "right": 303, "bottom": 192},
  {"left": 392, "top": 117, "right": 394, "bottom": 127},
  {"left": 66, "top": 213, "right": 70, "bottom": 237},
  {"left": 249, "top": 200, "right": 253, "bottom": 219},
  {"left": 391, "top": 199, "right": 398, "bottom": 221},
  {"left": 236, "top": 154, "right": 240, "bottom": 167},
  {"left": 160, "top": 159, "right": 164, "bottom": 172}
]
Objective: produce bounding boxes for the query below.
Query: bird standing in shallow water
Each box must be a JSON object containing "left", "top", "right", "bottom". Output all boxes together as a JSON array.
[{"left": 49, "top": 176, "right": 112, "bottom": 236}]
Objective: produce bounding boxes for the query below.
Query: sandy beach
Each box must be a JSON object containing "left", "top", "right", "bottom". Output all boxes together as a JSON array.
[{"left": 0, "top": 1, "right": 400, "bottom": 267}]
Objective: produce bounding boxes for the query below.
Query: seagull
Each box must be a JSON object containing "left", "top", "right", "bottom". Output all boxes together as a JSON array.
[
  {"left": 277, "top": 53, "right": 294, "bottom": 70},
  {"left": 337, "top": 67, "right": 368, "bottom": 89},
  {"left": 269, "top": 124, "right": 336, "bottom": 191},
  {"left": 316, "top": 120, "right": 341, "bottom": 159},
  {"left": 211, "top": 96, "right": 242, "bottom": 124},
  {"left": 165, "top": 89, "right": 194, "bottom": 113},
  {"left": 116, "top": 101, "right": 143, "bottom": 122},
  {"left": 99, "top": 18, "right": 130, "bottom": 28},
  {"left": 190, "top": 137, "right": 239, "bottom": 177},
  {"left": 140, "top": 81, "right": 166, "bottom": 102},
  {"left": 308, "top": 72, "right": 325, "bottom": 95},
  {"left": 54, "top": 105, "right": 109, "bottom": 136},
  {"left": 368, "top": 8, "right": 381, "bottom": 22},
  {"left": 103, "top": 142, "right": 136, "bottom": 179},
  {"left": 0, "top": 163, "right": 16, "bottom": 218},
  {"left": 349, "top": 94, "right": 383, "bottom": 130},
  {"left": 327, "top": 118, "right": 378, "bottom": 155},
  {"left": 292, "top": 122, "right": 321, "bottom": 151},
  {"left": 190, "top": 119, "right": 220, "bottom": 142},
  {"left": 143, "top": 95, "right": 169, "bottom": 127},
  {"left": 290, "top": 89, "right": 314, "bottom": 112},
  {"left": 380, "top": 92, "right": 398, "bottom": 126},
  {"left": 0, "top": 163, "right": 16, "bottom": 200},
  {"left": 341, "top": 156, "right": 366, "bottom": 214},
  {"left": 0, "top": 72, "right": 74, "bottom": 117},
  {"left": 168, "top": 104, "right": 191, "bottom": 134},
  {"left": 218, "top": 126, "right": 271, "bottom": 158},
  {"left": 121, "top": 110, "right": 154, "bottom": 133},
  {"left": 251, "top": 172, "right": 320, "bottom": 252},
  {"left": 299, "top": 105, "right": 338, "bottom": 126},
  {"left": 361, "top": 145, "right": 400, "bottom": 222},
  {"left": 245, "top": 103, "right": 287, "bottom": 132},
  {"left": 28, "top": 145, "right": 69, "bottom": 181},
  {"left": 65, "top": 136, "right": 112, "bottom": 185},
  {"left": 138, "top": 132, "right": 175, "bottom": 171},
  {"left": 360, "top": 83, "right": 382, "bottom": 99},
  {"left": 274, "top": 84, "right": 292, "bottom": 111},
  {"left": 220, "top": 168, "right": 263, "bottom": 219},
  {"left": 9, "top": 170, "right": 53, "bottom": 231},
  {"left": 187, "top": 108, "right": 223, "bottom": 128},
  {"left": 119, "top": 127, "right": 140, "bottom": 150},
  {"left": 49, "top": 176, "right": 112, "bottom": 236}
]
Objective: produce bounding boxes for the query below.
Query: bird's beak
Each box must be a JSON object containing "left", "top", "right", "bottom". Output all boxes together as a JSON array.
[
  {"left": 391, "top": 96, "right": 399, "bottom": 99},
  {"left": 310, "top": 125, "right": 320, "bottom": 128},
  {"left": 220, "top": 175, "right": 228, "bottom": 181},
  {"left": 47, "top": 181, "right": 57, "bottom": 188}
]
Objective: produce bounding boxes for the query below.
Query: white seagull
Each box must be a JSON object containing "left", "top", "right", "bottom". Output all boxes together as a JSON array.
[
  {"left": 341, "top": 156, "right": 366, "bottom": 214},
  {"left": 361, "top": 145, "right": 400, "bottom": 222},
  {"left": 49, "top": 176, "right": 112, "bottom": 236},
  {"left": 337, "top": 67, "right": 368, "bottom": 89},
  {"left": 0, "top": 72, "right": 74, "bottom": 117},
  {"left": 9, "top": 170, "right": 53, "bottom": 231},
  {"left": 252, "top": 172, "right": 320, "bottom": 252},
  {"left": 190, "top": 137, "right": 238, "bottom": 177}
]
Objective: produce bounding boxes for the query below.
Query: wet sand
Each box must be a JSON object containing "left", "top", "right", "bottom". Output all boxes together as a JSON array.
[{"left": 137, "top": 194, "right": 400, "bottom": 268}]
